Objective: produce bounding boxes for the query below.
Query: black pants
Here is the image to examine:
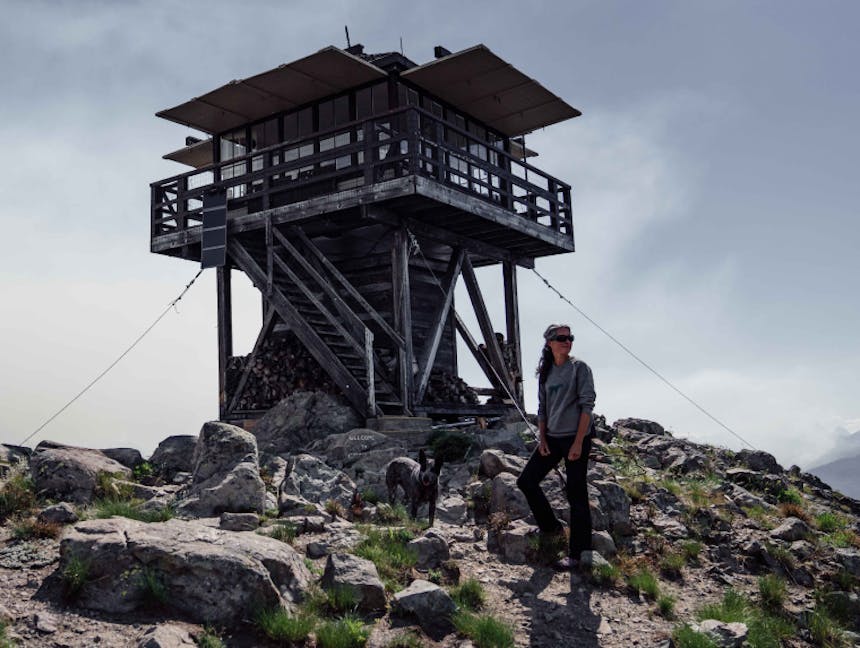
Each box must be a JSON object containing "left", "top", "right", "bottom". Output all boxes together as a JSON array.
[{"left": 516, "top": 434, "right": 592, "bottom": 557}]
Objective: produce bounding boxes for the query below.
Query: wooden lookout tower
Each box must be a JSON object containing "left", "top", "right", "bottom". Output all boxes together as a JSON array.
[{"left": 150, "top": 43, "right": 580, "bottom": 424}]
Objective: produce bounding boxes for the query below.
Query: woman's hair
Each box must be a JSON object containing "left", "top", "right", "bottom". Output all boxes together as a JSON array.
[{"left": 535, "top": 345, "right": 554, "bottom": 383}]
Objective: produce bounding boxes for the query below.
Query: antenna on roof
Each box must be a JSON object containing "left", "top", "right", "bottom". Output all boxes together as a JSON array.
[
  {"left": 400, "top": 36, "right": 404, "bottom": 55},
  {"left": 345, "top": 26, "right": 351, "bottom": 48}
]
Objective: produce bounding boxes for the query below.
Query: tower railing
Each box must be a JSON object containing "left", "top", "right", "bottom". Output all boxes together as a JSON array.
[{"left": 151, "top": 107, "right": 573, "bottom": 241}]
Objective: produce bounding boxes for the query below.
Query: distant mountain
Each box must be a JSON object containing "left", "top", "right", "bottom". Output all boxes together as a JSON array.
[{"left": 808, "top": 453, "right": 860, "bottom": 499}]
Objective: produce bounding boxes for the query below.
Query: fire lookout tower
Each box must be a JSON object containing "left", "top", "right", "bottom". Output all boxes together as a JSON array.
[{"left": 150, "top": 43, "right": 580, "bottom": 424}]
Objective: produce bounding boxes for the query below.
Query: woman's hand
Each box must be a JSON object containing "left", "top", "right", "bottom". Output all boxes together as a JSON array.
[
  {"left": 538, "top": 436, "right": 550, "bottom": 456},
  {"left": 567, "top": 440, "right": 583, "bottom": 461}
]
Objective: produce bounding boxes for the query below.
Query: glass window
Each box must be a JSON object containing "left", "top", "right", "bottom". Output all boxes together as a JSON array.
[
  {"left": 284, "top": 112, "right": 298, "bottom": 142},
  {"left": 297, "top": 107, "right": 313, "bottom": 137},
  {"left": 372, "top": 82, "right": 389, "bottom": 113},
  {"left": 220, "top": 128, "right": 247, "bottom": 161},
  {"left": 251, "top": 119, "right": 278, "bottom": 151},
  {"left": 356, "top": 87, "right": 372, "bottom": 120},
  {"left": 334, "top": 95, "right": 350, "bottom": 125},
  {"left": 319, "top": 100, "right": 334, "bottom": 130}
]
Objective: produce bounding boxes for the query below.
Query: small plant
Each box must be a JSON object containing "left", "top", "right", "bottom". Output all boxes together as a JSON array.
[
  {"left": 807, "top": 606, "right": 846, "bottom": 647},
  {"left": 823, "top": 529, "right": 860, "bottom": 549},
  {"left": 326, "top": 585, "right": 359, "bottom": 614},
  {"left": 453, "top": 610, "right": 514, "bottom": 648},
  {"left": 93, "top": 497, "right": 174, "bottom": 523},
  {"left": 61, "top": 554, "right": 91, "bottom": 599},
  {"left": 765, "top": 542, "right": 796, "bottom": 570},
  {"left": 132, "top": 461, "right": 155, "bottom": 482},
  {"left": 659, "top": 552, "right": 686, "bottom": 579},
  {"left": 832, "top": 569, "right": 857, "bottom": 591},
  {"left": 254, "top": 606, "right": 317, "bottom": 643},
  {"left": 427, "top": 430, "right": 472, "bottom": 462},
  {"left": 672, "top": 624, "right": 719, "bottom": 648},
  {"left": 324, "top": 498, "right": 346, "bottom": 518},
  {"left": 815, "top": 511, "right": 848, "bottom": 533},
  {"left": 265, "top": 521, "right": 297, "bottom": 544},
  {"left": 139, "top": 567, "right": 169, "bottom": 607},
  {"left": 95, "top": 471, "right": 135, "bottom": 501},
  {"left": 386, "top": 630, "right": 425, "bottom": 648},
  {"left": 316, "top": 614, "right": 369, "bottom": 648},
  {"left": 777, "top": 487, "right": 803, "bottom": 506},
  {"left": 353, "top": 527, "right": 417, "bottom": 592},
  {"left": 779, "top": 502, "right": 810, "bottom": 522},
  {"left": 681, "top": 540, "right": 703, "bottom": 562},
  {"left": 375, "top": 503, "right": 410, "bottom": 524},
  {"left": 360, "top": 488, "right": 381, "bottom": 505},
  {"left": 12, "top": 516, "right": 62, "bottom": 540},
  {"left": 658, "top": 478, "right": 682, "bottom": 497},
  {"left": 657, "top": 593, "right": 676, "bottom": 619},
  {"left": 0, "top": 469, "right": 36, "bottom": 520},
  {"left": 696, "top": 588, "right": 795, "bottom": 647},
  {"left": 195, "top": 627, "right": 225, "bottom": 648},
  {"left": 590, "top": 561, "right": 621, "bottom": 587},
  {"left": 450, "top": 577, "right": 486, "bottom": 611},
  {"left": 621, "top": 480, "right": 645, "bottom": 502},
  {"left": 526, "top": 528, "right": 567, "bottom": 565},
  {"left": 758, "top": 574, "right": 787, "bottom": 611},
  {"left": 627, "top": 567, "right": 660, "bottom": 600}
]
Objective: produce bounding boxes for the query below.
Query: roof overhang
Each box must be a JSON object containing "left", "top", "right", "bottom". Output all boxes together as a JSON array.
[
  {"left": 163, "top": 138, "right": 213, "bottom": 168},
  {"left": 156, "top": 46, "right": 387, "bottom": 134},
  {"left": 401, "top": 44, "right": 580, "bottom": 137}
]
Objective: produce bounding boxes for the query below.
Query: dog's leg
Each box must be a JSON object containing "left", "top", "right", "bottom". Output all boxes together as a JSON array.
[{"left": 428, "top": 496, "right": 436, "bottom": 526}]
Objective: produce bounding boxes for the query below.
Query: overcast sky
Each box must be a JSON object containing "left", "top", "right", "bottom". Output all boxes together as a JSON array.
[{"left": 1, "top": 0, "right": 857, "bottom": 469}]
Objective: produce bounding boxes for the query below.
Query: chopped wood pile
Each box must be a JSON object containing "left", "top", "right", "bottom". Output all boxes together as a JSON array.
[{"left": 424, "top": 372, "right": 479, "bottom": 405}]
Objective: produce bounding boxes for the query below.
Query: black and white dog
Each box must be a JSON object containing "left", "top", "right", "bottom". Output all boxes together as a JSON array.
[{"left": 385, "top": 449, "right": 443, "bottom": 526}]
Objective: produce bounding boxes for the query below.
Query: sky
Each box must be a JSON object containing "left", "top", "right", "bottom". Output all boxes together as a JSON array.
[{"left": 1, "top": 0, "right": 858, "bottom": 469}]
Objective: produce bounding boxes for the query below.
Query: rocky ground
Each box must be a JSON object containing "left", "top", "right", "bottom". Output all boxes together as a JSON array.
[{"left": 1, "top": 391, "right": 858, "bottom": 647}]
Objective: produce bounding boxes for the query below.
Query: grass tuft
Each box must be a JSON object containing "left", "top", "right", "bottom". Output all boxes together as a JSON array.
[
  {"left": 815, "top": 511, "right": 848, "bottom": 533},
  {"left": 778, "top": 502, "right": 810, "bottom": 522},
  {"left": 681, "top": 540, "right": 703, "bottom": 563},
  {"left": 627, "top": 567, "right": 660, "bottom": 600},
  {"left": 386, "top": 629, "right": 425, "bottom": 648},
  {"left": 325, "top": 499, "right": 346, "bottom": 518},
  {"left": 449, "top": 577, "right": 486, "bottom": 611},
  {"left": 93, "top": 497, "right": 173, "bottom": 523},
  {"left": 453, "top": 610, "right": 514, "bottom": 648},
  {"left": 195, "top": 627, "right": 225, "bottom": 648},
  {"left": 316, "top": 614, "right": 370, "bottom": 648},
  {"left": 659, "top": 552, "right": 686, "bottom": 579},
  {"left": 657, "top": 593, "right": 676, "bottom": 619},
  {"left": 696, "top": 588, "right": 795, "bottom": 647},
  {"left": 353, "top": 527, "right": 417, "bottom": 592},
  {"left": 758, "top": 574, "right": 787, "bottom": 611},
  {"left": 591, "top": 561, "right": 621, "bottom": 587},
  {"left": 777, "top": 487, "right": 803, "bottom": 506},
  {"left": 61, "top": 554, "right": 91, "bottom": 599},
  {"left": 672, "top": 624, "right": 719, "bottom": 648},
  {"left": 12, "top": 516, "right": 62, "bottom": 540},
  {"left": 264, "top": 521, "right": 297, "bottom": 544},
  {"left": 139, "top": 567, "right": 169, "bottom": 607},
  {"left": 254, "top": 606, "right": 317, "bottom": 643},
  {"left": 0, "top": 470, "right": 36, "bottom": 520},
  {"left": 808, "top": 606, "right": 847, "bottom": 648}
]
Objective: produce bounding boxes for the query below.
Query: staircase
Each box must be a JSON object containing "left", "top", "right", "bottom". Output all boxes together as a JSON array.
[{"left": 228, "top": 227, "right": 403, "bottom": 416}]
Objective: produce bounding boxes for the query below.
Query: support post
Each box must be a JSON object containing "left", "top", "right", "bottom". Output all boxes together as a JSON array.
[
  {"left": 503, "top": 261, "right": 524, "bottom": 407},
  {"left": 392, "top": 227, "right": 415, "bottom": 413},
  {"left": 216, "top": 265, "right": 233, "bottom": 420}
]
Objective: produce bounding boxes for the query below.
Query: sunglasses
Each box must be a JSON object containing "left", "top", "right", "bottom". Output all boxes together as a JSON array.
[{"left": 550, "top": 334, "right": 574, "bottom": 343}]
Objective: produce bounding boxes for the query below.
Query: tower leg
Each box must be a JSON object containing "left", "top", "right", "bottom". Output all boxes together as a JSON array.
[
  {"left": 217, "top": 265, "right": 233, "bottom": 420},
  {"left": 503, "top": 261, "right": 524, "bottom": 408}
]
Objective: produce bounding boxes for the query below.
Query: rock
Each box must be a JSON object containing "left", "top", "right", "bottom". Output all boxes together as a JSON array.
[
  {"left": 822, "top": 591, "right": 860, "bottom": 629},
  {"left": 663, "top": 447, "right": 709, "bottom": 474},
  {"left": 487, "top": 520, "right": 531, "bottom": 564},
  {"left": 647, "top": 489, "right": 683, "bottom": 515},
  {"left": 392, "top": 579, "right": 456, "bottom": 640},
  {"left": 280, "top": 453, "right": 356, "bottom": 507},
  {"left": 489, "top": 472, "right": 531, "bottom": 520},
  {"left": 436, "top": 495, "right": 469, "bottom": 524},
  {"left": 722, "top": 483, "right": 772, "bottom": 510},
  {"left": 149, "top": 436, "right": 197, "bottom": 482},
  {"left": 408, "top": 530, "right": 450, "bottom": 570},
  {"left": 59, "top": 517, "right": 311, "bottom": 624},
  {"left": 580, "top": 550, "right": 610, "bottom": 569},
  {"left": 0, "top": 539, "right": 57, "bottom": 569},
  {"left": 136, "top": 623, "right": 197, "bottom": 648},
  {"left": 0, "top": 443, "right": 31, "bottom": 465},
  {"left": 725, "top": 468, "right": 786, "bottom": 498},
  {"left": 591, "top": 530, "right": 617, "bottom": 556},
  {"left": 440, "top": 464, "right": 472, "bottom": 493},
  {"left": 219, "top": 512, "right": 260, "bottom": 531},
  {"left": 835, "top": 549, "right": 860, "bottom": 577},
  {"left": 252, "top": 391, "right": 362, "bottom": 458},
  {"left": 612, "top": 418, "right": 666, "bottom": 436},
  {"left": 320, "top": 553, "right": 386, "bottom": 614},
  {"left": 37, "top": 503, "right": 79, "bottom": 526},
  {"left": 478, "top": 424, "right": 529, "bottom": 455},
  {"left": 736, "top": 449, "right": 783, "bottom": 474},
  {"left": 175, "top": 422, "right": 266, "bottom": 517},
  {"left": 0, "top": 603, "right": 12, "bottom": 624},
  {"left": 651, "top": 515, "right": 690, "bottom": 540},
  {"left": 32, "top": 611, "right": 58, "bottom": 633},
  {"left": 697, "top": 620, "right": 748, "bottom": 648},
  {"left": 101, "top": 448, "right": 144, "bottom": 469},
  {"left": 769, "top": 517, "right": 811, "bottom": 542},
  {"left": 592, "top": 480, "right": 632, "bottom": 535},
  {"left": 317, "top": 429, "right": 405, "bottom": 468},
  {"left": 479, "top": 449, "right": 525, "bottom": 479},
  {"left": 30, "top": 447, "right": 132, "bottom": 504}
]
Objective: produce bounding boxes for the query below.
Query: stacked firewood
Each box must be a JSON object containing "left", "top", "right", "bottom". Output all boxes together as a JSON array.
[
  {"left": 424, "top": 371, "right": 479, "bottom": 405},
  {"left": 226, "top": 332, "right": 337, "bottom": 411}
]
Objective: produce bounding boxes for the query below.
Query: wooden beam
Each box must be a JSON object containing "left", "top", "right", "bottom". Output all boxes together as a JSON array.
[
  {"left": 216, "top": 265, "right": 233, "bottom": 420},
  {"left": 503, "top": 261, "right": 524, "bottom": 407},
  {"left": 227, "top": 307, "right": 277, "bottom": 414},
  {"left": 415, "top": 248, "right": 465, "bottom": 404},
  {"left": 461, "top": 256, "right": 515, "bottom": 396},
  {"left": 392, "top": 227, "right": 415, "bottom": 414},
  {"left": 454, "top": 313, "right": 508, "bottom": 394},
  {"left": 228, "top": 238, "right": 371, "bottom": 416}
]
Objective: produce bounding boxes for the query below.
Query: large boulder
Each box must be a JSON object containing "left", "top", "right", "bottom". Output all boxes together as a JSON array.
[
  {"left": 735, "top": 449, "right": 783, "bottom": 475},
  {"left": 612, "top": 418, "right": 667, "bottom": 436},
  {"left": 315, "top": 429, "right": 405, "bottom": 469},
  {"left": 30, "top": 446, "right": 132, "bottom": 504},
  {"left": 407, "top": 530, "right": 450, "bottom": 570},
  {"left": 100, "top": 448, "right": 144, "bottom": 470},
  {"left": 252, "top": 391, "right": 362, "bottom": 458},
  {"left": 149, "top": 436, "right": 198, "bottom": 482},
  {"left": 320, "top": 553, "right": 386, "bottom": 614},
  {"left": 59, "top": 517, "right": 312, "bottom": 624},
  {"left": 392, "top": 580, "right": 456, "bottom": 639},
  {"left": 489, "top": 472, "right": 531, "bottom": 520},
  {"left": 592, "top": 480, "right": 633, "bottom": 535},
  {"left": 175, "top": 422, "right": 266, "bottom": 517},
  {"left": 479, "top": 449, "right": 526, "bottom": 479},
  {"left": 280, "top": 454, "right": 356, "bottom": 507}
]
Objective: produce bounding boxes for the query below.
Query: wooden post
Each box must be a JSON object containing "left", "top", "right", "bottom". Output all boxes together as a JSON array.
[
  {"left": 216, "top": 265, "right": 233, "bottom": 420},
  {"left": 392, "top": 227, "right": 415, "bottom": 413},
  {"left": 503, "top": 261, "right": 524, "bottom": 407}
]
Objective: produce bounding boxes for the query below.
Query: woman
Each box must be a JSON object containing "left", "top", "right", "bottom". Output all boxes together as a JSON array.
[{"left": 516, "top": 323, "right": 596, "bottom": 570}]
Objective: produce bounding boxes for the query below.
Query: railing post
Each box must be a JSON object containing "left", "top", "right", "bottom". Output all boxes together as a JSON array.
[
  {"left": 364, "top": 327, "right": 375, "bottom": 416},
  {"left": 363, "top": 119, "right": 374, "bottom": 185},
  {"left": 548, "top": 178, "right": 559, "bottom": 231},
  {"left": 434, "top": 120, "right": 445, "bottom": 182},
  {"left": 502, "top": 140, "right": 514, "bottom": 212},
  {"left": 407, "top": 108, "right": 420, "bottom": 176}
]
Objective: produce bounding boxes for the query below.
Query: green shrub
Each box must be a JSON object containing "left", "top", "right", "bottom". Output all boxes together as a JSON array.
[
  {"left": 132, "top": 461, "right": 155, "bottom": 482},
  {"left": 808, "top": 606, "right": 846, "bottom": 648},
  {"left": 657, "top": 593, "right": 676, "bottom": 619},
  {"left": 697, "top": 588, "right": 794, "bottom": 648},
  {"left": 326, "top": 585, "right": 359, "bottom": 614},
  {"left": 453, "top": 610, "right": 514, "bottom": 648},
  {"left": 765, "top": 542, "right": 796, "bottom": 570},
  {"left": 697, "top": 589, "right": 748, "bottom": 624},
  {"left": 316, "top": 614, "right": 369, "bottom": 648},
  {"left": 253, "top": 606, "right": 316, "bottom": 643},
  {"left": 758, "top": 574, "right": 787, "bottom": 611},
  {"left": 0, "top": 619, "right": 13, "bottom": 648},
  {"left": 591, "top": 562, "right": 621, "bottom": 587},
  {"left": 61, "top": 554, "right": 91, "bottom": 599},
  {"left": 353, "top": 527, "right": 417, "bottom": 592},
  {"left": 427, "top": 430, "right": 472, "bottom": 462},
  {"left": 672, "top": 624, "right": 719, "bottom": 648},
  {"left": 12, "top": 516, "right": 62, "bottom": 540},
  {"left": 0, "top": 470, "right": 36, "bottom": 520},
  {"left": 93, "top": 497, "right": 173, "bottom": 523},
  {"left": 386, "top": 630, "right": 425, "bottom": 648},
  {"left": 95, "top": 471, "right": 135, "bottom": 501},
  {"left": 360, "top": 488, "right": 381, "bottom": 505},
  {"left": 823, "top": 529, "right": 860, "bottom": 549},
  {"left": 139, "top": 567, "right": 168, "bottom": 607},
  {"left": 627, "top": 567, "right": 660, "bottom": 600},
  {"left": 660, "top": 552, "right": 686, "bottom": 579},
  {"left": 681, "top": 540, "right": 703, "bottom": 562},
  {"left": 815, "top": 511, "right": 847, "bottom": 533},
  {"left": 777, "top": 487, "right": 802, "bottom": 506},
  {"left": 375, "top": 503, "right": 410, "bottom": 524},
  {"left": 450, "top": 578, "right": 486, "bottom": 611},
  {"left": 264, "top": 521, "right": 297, "bottom": 544},
  {"left": 658, "top": 478, "right": 682, "bottom": 497},
  {"left": 195, "top": 627, "right": 225, "bottom": 648}
]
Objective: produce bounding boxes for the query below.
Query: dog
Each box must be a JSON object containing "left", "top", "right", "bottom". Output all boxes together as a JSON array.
[{"left": 385, "top": 449, "right": 443, "bottom": 526}]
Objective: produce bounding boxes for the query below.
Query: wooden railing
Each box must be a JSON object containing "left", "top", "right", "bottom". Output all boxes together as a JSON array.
[{"left": 151, "top": 107, "right": 573, "bottom": 240}]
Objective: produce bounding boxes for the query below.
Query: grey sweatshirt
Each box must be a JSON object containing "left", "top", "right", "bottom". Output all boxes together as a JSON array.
[{"left": 537, "top": 357, "right": 596, "bottom": 437}]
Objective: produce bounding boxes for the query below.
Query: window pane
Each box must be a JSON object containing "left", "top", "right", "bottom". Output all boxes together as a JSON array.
[
  {"left": 251, "top": 118, "right": 278, "bottom": 151},
  {"left": 284, "top": 113, "right": 298, "bottom": 142},
  {"left": 372, "top": 82, "right": 389, "bottom": 113},
  {"left": 297, "top": 107, "right": 313, "bottom": 137},
  {"left": 319, "top": 100, "right": 334, "bottom": 130},
  {"left": 356, "top": 87, "right": 372, "bottom": 119},
  {"left": 334, "top": 95, "right": 350, "bottom": 125}
]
